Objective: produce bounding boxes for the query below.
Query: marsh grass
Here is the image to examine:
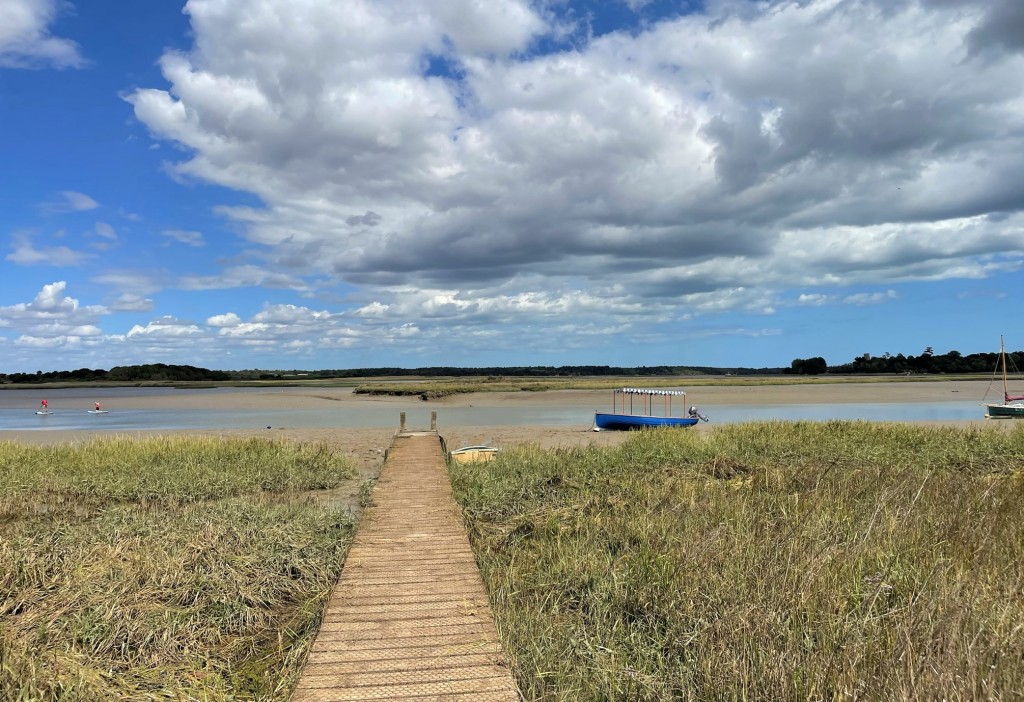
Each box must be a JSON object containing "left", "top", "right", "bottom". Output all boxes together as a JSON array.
[
  {"left": 356, "top": 375, "right": 974, "bottom": 399},
  {"left": 0, "top": 436, "right": 357, "bottom": 700},
  {"left": 451, "top": 421, "right": 1024, "bottom": 700},
  {"left": 355, "top": 378, "right": 563, "bottom": 398}
]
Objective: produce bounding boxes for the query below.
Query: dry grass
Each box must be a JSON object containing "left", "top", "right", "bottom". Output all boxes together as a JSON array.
[
  {"left": 451, "top": 421, "right": 1024, "bottom": 701},
  {"left": 0, "top": 436, "right": 357, "bottom": 700}
]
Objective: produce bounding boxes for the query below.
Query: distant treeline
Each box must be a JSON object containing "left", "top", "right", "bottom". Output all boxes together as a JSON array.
[
  {"left": 2, "top": 351, "right": 1018, "bottom": 383},
  {"left": 0, "top": 364, "right": 230, "bottom": 384},
  {"left": 788, "top": 348, "right": 1022, "bottom": 375},
  {"left": 231, "top": 365, "right": 782, "bottom": 380},
  {"left": 0, "top": 363, "right": 778, "bottom": 384}
]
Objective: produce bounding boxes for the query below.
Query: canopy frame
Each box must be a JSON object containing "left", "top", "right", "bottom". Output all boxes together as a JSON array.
[{"left": 612, "top": 387, "right": 687, "bottom": 417}]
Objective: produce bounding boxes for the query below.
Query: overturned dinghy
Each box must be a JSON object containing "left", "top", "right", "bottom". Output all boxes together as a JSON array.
[{"left": 449, "top": 445, "right": 501, "bottom": 463}]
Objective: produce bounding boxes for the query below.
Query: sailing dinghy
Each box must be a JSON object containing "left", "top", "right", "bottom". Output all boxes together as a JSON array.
[{"left": 985, "top": 336, "right": 1024, "bottom": 418}]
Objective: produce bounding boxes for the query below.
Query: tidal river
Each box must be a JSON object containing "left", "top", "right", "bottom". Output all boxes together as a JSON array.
[{"left": 0, "top": 385, "right": 989, "bottom": 432}]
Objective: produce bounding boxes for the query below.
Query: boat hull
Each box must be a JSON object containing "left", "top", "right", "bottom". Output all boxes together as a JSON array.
[
  {"left": 986, "top": 403, "right": 1024, "bottom": 418},
  {"left": 594, "top": 413, "right": 699, "bottom": 431},
  {"left": 449, "top": 446, "right": 501, "bottom": 463}
]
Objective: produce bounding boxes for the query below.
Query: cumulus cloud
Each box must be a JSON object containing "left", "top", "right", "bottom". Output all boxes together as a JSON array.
[
  {"left": 0, "top": 282, "right": 108, "bottom": 340},
  {"left": 196, "top": 302, "right": 429, "bottom": 354},
  {"left": 122, "top": 0, "right": 1024, "bottom": 351},
  {"left": 127, "top": 316, "right": 204, "bottom": 339},
  {"left": 0, "top": 0, "right": 83, "bottom": 68},
  {"left": 206, "top": 312, "right": 242, "bottom": 327}
]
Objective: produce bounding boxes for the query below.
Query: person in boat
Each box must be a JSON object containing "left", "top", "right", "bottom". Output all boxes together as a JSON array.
[
  {"left": 40, "top": 399, "right": 48, "bottom": 411},
  {"left": 94, "top": 402, "right": 102, "bottom": 411}
]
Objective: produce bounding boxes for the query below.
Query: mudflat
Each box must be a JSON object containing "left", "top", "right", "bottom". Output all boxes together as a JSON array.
[{"left": 0, "top": 379, "right": 1010, "bottom": 470}]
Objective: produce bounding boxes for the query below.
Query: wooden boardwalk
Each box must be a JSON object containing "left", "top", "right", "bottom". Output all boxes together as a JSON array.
[{"left": 290, "top": 431, "right": 520, "bottom": 702}]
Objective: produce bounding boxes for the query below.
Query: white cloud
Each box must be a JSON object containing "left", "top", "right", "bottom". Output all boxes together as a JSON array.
[
  {"left": 797, "top": 293, "right": 831, "bottom": 307},
  {"left": 31, "top": 281, "right": 77, "bottom": 312},
  {"left": 14, "top": 335, "right": 58, "bottom": 348},
  {"left": 38, "top": 190, "right": 99, "bottom": 214},
  {"left": 252, "top": 304, "right": 335, "bottom": 325},
  {"left": 0, "top": 0, "right": 83, "bottom": 68},
  {"left": 0, "top": 282, "right": 109, "bottom": 342},
  {"left": 93, "top": 271, "right": 165, "bottom": 296},
  {"left": 843, "top": 290, "right": 898, "bottom": 306},
  {"left": 109, "top": 293, "right": 154, "bottom": 312},
  {"left": 6, "top": 232, "right": 91, "bottom": 266},
  {"left": 126, "top": 316, "right": 204, "bottom": 338},
  {"left": 94, "top": 222, "right": 117, "bottom": 239},
  {"left": 207, "top": 312, "right": 242, "bottom": 327},
  {"left": 162, "top": 229, "right": 205, "bottom": 247},
  {"left": 120, "top": 0, "right": 1024, "bottom": 351},
  {"left": 431, "top": 0, "right": 545, "bottom": 56},
  {"left": 179, "top": 265, "right": 309, "bottom": 292}
]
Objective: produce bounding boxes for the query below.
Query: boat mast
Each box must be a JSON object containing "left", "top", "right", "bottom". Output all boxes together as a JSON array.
[{"left": 1002, "top": 335, "right": 1009, "bottom": 399}]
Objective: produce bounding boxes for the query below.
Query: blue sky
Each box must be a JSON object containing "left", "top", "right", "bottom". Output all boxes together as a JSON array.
[{"left": 1, "top": 0, "right": 1022, "bottom": 373}]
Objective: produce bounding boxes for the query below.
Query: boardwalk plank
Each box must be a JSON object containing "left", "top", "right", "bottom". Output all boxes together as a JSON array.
[{"left": 290, "top": 433, "right": 519, "bottom": 702}]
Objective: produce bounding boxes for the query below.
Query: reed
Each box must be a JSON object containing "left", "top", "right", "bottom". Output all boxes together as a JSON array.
[
  {"left": 0, "top": 436, "right": 357, "bottom": 700},
  {"left": 451, "top": 421, "right": 1024, "bottom": 701}
]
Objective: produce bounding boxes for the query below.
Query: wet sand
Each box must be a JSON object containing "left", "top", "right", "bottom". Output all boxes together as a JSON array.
[{"left": 0, "top": 378, "right": 998, "bottom": 411}]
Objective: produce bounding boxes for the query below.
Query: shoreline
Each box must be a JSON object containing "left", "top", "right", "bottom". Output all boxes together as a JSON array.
[
  {"left": 0, "top": 378, "right": 1001, "bottom": 409},
  {"left": 0, "top": 381, "right": 1015, "bottom": 462}
]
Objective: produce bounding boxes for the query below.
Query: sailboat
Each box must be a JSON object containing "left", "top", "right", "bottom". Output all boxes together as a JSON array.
[{"left": 985, "top": 336, "right": 1024, "bottom": 418}]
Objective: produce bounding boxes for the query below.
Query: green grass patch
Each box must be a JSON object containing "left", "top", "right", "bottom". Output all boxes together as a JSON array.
[
  {"left": 451, "top": 421, "right": 1024, "bottom": 700},
  {"left": 0, "top": 436, "right": 357, "bottom": 700}
]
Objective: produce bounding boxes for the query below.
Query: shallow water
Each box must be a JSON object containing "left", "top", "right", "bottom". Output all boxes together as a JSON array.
[{"left": 0, "top": 384, "right": 991, "bottom": 432}]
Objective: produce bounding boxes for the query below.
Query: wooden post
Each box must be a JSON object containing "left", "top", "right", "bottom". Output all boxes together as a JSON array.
[
  {"left": 400, "top": 412, "right": 406, "bottom": 432},
  {"left": 431, "top": 411, "right": 437, "bottom": 431}
]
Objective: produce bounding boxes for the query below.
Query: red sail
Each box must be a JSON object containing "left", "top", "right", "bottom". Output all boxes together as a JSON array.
[{"left": 1006, "top": 393, "right": 1024, "bottom": 402}]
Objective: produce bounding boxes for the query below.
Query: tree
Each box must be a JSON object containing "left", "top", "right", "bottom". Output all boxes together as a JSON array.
[{"left": 789, "top": 357, "right": 828, "bottom": 375}]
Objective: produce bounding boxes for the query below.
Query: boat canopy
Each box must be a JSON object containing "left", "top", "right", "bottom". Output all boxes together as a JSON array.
[
  {"left": 616, "top": 388, "right": 686, "bottom": 396},
  {"left": 609, "top": 387, "right": 690, "bottom": 418}
]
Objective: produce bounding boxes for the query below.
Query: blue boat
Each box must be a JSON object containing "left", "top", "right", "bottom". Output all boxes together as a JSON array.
[{"left": 593, "top": 388, "right": 709, "bottom": 431}]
